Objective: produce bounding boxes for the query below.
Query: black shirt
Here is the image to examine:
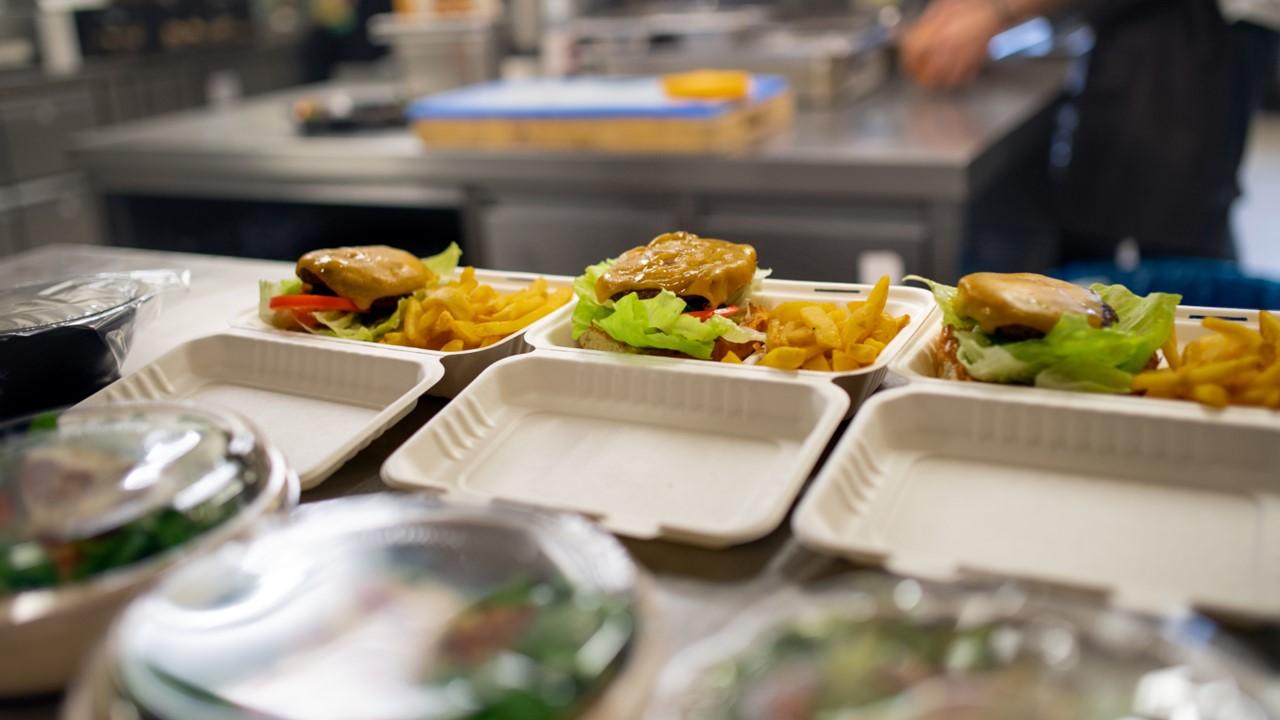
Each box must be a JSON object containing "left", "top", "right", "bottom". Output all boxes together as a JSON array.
[{"left": 1056, "top": 0, "right": 1277, "bottom": 260}]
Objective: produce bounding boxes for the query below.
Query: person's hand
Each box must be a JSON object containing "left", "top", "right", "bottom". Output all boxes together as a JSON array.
[{"left": 900, "top": 0, "right": 1004, "bottom": 90}]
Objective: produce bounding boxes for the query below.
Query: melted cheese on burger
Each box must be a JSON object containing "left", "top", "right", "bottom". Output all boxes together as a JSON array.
[
  {"left": 955, "top": 272, "right": 1109, "bottom": 335},
  {"left": 297, "top": 246, "right": 432, "bottom": 311},
  {"left": 595, "top": 232, "right": 757, "bottom": 309}
]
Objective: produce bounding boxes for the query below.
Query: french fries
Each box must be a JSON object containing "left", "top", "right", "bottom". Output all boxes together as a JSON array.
[
  {"left": 382, "top": 267, "right": 571, "bottom": 352},
  {"left": 757, "top": 275, "right": 910, "bottom": 372},
  {"left": 1132, "top": 310, "right": 1280, "bottom": 409}
]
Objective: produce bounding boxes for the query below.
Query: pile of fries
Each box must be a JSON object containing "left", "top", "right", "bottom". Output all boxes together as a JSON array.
[
  {"left": 1133, "top": 310, "right": 1280, "bottom": 408},
  {"left": 728, "top": 276, "right": 910, "bottom": 372},
  {"left": 382, "top": 268, "right": 571, "bottom": 352}
]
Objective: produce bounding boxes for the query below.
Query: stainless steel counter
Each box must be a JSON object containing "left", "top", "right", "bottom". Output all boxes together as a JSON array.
[{"left": 73, "top": 59, "right": 1070, "bottom": 281}]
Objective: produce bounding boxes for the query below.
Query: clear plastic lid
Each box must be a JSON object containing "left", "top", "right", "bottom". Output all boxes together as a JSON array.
[
  {"left": 105, "top": 497, "right": 640, "bottom": 720},
  {"left": 0, "top": 270, "right": 188, "bottom": 336},
  {"left": 662, "top": 575, "right": 1276, "bottom": 720},
  {"left": 0, "top": 403, "right": 274, "bottom": 594}
]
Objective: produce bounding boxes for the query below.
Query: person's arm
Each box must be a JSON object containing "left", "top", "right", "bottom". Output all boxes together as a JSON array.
[{"left": 900, "top": 0, "right": 1074, "bottom": 90}]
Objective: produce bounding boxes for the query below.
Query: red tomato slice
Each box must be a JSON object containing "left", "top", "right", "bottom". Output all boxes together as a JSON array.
[
  {"left": 686, "top": 305, "right": 740, "bottom": 321},
  {"left": 269, "top": 294, "right": 359, "bottom": 313}
]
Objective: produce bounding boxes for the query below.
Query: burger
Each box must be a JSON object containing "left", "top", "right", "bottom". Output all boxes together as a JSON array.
[
  {"left": 260, "top": 243, "right": 461, "bottom": 340},
  {"left": 571, "top": 232, "right": 769, "bottom": 361},
  {"left": 294, "top": 245, "right": 432, "bottom": 312},
  {"left": 908, "top": 272, "right": 1180, "bottom": 393}
]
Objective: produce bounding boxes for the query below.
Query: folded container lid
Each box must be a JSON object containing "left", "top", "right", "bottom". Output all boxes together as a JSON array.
[
  {"left": 793, "top": 383, "right": 1280, "bottom": 620},
  {"left": 91, "top": 496, "right": 644, "bottom": 720}
]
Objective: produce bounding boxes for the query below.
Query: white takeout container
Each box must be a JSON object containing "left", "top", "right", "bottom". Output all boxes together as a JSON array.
[
  {"left": 792, "top": 383, "right": 1280, "bottom": 621},
  {"left": 893, "top": 304, "right": 1280, "bottom": 416},
  {"left": 526, "top": 278, "right": 938, "bottom": 416},
  {"left": 81, "top": 332, "right": 444, "bottom": 490},
  {"left": 382, "top": 352, "right": 850, "bottom": 547},
  {"left": 235, "top": 268, "right": 574, "bottom": 397}
]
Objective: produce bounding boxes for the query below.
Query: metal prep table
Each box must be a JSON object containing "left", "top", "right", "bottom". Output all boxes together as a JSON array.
[
  {"left": 1, "top": 243, "right": 1278, "bottom": 720},
  {"left": 71, "top": 59, "right": 1070, "bottom": 283}
]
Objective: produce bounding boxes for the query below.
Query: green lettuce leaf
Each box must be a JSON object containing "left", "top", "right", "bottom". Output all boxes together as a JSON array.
[
  {"left": 310, "top": 303, "right": 404, "bottom": 342},
  {"left": 422, "top": 242, "right": 462, "bottom": 280},
  {"left": 594, "top": 292, "right": 715, "bottom": 359},
  {"left": 569, "top": 258, "right": 762, "bottom": 358},
  {"left": 903, "top": 275, "right": 974, "bottom": 330},
  {"left": 1092, "top": 283, "right": 1181, "bottom": 373},
  {"left": 258, "top": 278, "right": 303, "bottom": 326},
  {"left": 571, "top": 259, "right": 616, "bottom": 339}
]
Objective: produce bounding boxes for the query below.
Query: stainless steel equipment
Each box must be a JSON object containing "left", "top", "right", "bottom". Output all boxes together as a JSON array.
[
  {"left": 572, "top": 4, "right": 896, "bottom": 108},
  {"left": 368, "top": 13, "right": 500, "bottom": 97}
]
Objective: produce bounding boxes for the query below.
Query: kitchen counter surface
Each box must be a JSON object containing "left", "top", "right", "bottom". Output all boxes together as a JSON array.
[{"left": 73, "top": 59, "right": 1068, "bottom": 205}]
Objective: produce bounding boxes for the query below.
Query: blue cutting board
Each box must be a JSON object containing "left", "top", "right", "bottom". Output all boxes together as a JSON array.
[{"left": 407, "top": 75, "right": 789, "bottom": 121}]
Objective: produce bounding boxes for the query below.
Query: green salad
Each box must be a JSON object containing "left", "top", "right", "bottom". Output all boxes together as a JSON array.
[
  {"left": 692, "top": 613, "right": 1147, "bottom": 720},
  {"left": 0, "top": 412, "right": 254, "bottom": 594}
]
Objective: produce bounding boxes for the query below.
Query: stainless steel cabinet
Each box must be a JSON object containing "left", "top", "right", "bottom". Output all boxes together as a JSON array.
[
  {"left": 5, "top": 174, "right": 101, "bottom": 253},
  {"left": 0, "top": 87, "right": 98, "bottom": 183},
  {"left": 694, "top": 198, "right": 929, "bottom": 282},
  {"left": 479, "top": 198, "right": 680, "bottom": 274},
  {"left": 0, "top": 200, "right": 22, "bottom": 257}
]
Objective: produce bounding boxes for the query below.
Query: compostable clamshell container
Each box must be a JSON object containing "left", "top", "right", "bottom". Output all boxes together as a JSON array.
[
  {"left": 382, "top": 352, "right": 850, "bottom": 547},
  {"left": 81, "top": 332, "right": 444, "bottom": 490},
  {"left": 793, "top": 383, "right": 1280, "bottom": 621},
  {"left": 236, "top": 268, "right": 574, "bottom": 398},
  {"left": 893, "top": 303, "right": 1280, "bottom": 416},
  {"left": 526, "top": 277, "right": 937, "bottom": 416}
]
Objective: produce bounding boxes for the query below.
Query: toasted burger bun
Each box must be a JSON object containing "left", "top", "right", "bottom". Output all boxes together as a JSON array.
[
  {"left": 297, "top": 245, "right": 431, "bottom": 311},
  {"left": 955, "top": 272, "right": 1117, "bottom": 338}
]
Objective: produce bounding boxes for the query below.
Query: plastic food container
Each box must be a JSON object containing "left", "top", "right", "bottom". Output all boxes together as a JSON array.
[
  {"left": 81, "top": 332, "right": 445, "bottom": 490},
  {"left": 382, "top": 352, "right": 850, "bottom": 548},
  {"left": 0, "top": 270, "right": 188, "bottom": 421},
  {"left": 654, "top": 575, "right": 1279, "bottom": 720},
  {"left": 892, "top": 303, "right": 1280, "bottom": 415},
  {"left": 0, "top": 402, "right": 297, "bottom": 696},
  {"left": 64, "top": 496, "right": 662, "bottom": 720},
  {"left": 235, "top": 269, "right": 574, "bottom": 398},
  {"left": 793, "top": 383, "right": 1280, "bottom": 620},
  {"left": 526, "top": 278, "right": 937, "bottom": 416}
]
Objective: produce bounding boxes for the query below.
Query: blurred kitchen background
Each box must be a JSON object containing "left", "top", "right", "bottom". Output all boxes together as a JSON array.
[{"left": 0, "top": 0, "right": 1276, "bottom": 285}]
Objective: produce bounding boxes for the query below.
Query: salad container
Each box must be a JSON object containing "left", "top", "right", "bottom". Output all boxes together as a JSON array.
[
  {"left": 0, "top": 402, "right": 297, "bottom": 696},
  {"left": 64, "top": 496, "right": 663, "bottom": 720},
  {"left": 654, "top": 574, "right": 1279, "bottom": 720},
  {"left": 0, "top": 270, "right": 188, "bottom": 421}
]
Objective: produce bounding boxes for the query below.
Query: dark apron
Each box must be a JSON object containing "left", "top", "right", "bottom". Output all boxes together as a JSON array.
[{"left": 1055, "top": 0, "right": 1278, "bottom": 262}]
